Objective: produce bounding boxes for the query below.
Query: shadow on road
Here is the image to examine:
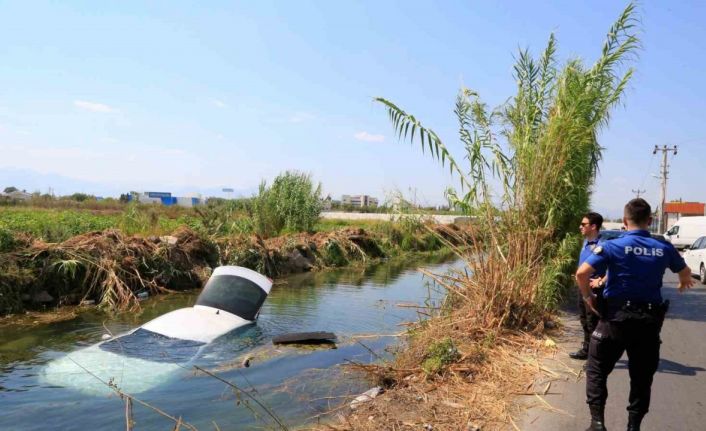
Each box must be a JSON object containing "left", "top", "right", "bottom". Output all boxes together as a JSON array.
[
  {"left": 663, "top": 286, "right": 706, "bottom": 323},
  {"left": 615, "top": 358, "right": 706, "bottom": 376}
]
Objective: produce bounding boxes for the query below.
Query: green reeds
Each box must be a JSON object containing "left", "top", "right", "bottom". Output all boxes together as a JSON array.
[
  {"left": 253, "top": 171, "right": 323, "bottom": 237},
  {"left": 376, "top": 3, "right": 639, "bottom": 325}
]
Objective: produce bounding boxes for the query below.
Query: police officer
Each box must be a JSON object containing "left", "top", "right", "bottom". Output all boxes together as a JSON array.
[
  {"left": 576, "top": 198, "right": 694, "bottom": 431},
  {"left": 570, "top": 212, "right": 607, "bottom": 360}
]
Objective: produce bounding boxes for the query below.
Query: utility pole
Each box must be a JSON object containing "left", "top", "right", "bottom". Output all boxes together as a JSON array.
[
  {"left": 653, "top": 145, "right": 678, "bottom": 233},
  {"left": 632, "top": 188, "right": 646, "bottom": 198}
]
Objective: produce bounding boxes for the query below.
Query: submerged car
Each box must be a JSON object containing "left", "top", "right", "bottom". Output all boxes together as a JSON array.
[{"left": 41, "top": 266, "right": 272, "bottom": 395}]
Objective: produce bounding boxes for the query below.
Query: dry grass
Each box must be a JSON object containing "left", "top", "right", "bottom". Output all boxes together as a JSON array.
[
  {"left": 314, "top": 328, "right": 555, "bottom": 431},
  {"left": 307, "top": 220, "right": 568, "bottom": 430}
]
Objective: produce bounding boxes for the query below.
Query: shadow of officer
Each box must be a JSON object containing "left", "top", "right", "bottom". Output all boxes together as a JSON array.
[{"left": 575, "top": 198, "right": 695, "bottom": 431}]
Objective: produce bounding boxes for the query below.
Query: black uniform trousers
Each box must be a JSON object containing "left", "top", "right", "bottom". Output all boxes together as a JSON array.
[
  {"left": 585, "top": 306, "right": 663, "bottom": 417},
  {"left": 578, "top": 287, "right": 603, "bottom": 351}
]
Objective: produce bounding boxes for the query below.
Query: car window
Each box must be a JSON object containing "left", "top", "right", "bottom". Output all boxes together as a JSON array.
[
  {"left": 196, "top": 274, "right": 267, "bottom": 321},
  {"left": 667, "top": 225, "right": 679, "bottom": 236},
  {"left": 691, "top": 237, "right": 704, "bottom": 250}
]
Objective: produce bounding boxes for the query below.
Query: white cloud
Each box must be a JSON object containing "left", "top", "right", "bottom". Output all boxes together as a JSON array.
[
  {"left": 211, "top": 99, "right": 228, "bottom": 109},
  {"left": 74, "top": 100, "right": 116, "bottom": 113},
  {"left": 289, "top": 112, "right": 316, "bottom": 123},
  {"left": 354, "top": 131, "right": 385, "bottom": 143}
]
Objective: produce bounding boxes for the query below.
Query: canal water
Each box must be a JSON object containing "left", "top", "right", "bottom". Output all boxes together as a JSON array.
[{"left": 0, "top": 255, "right": 459, "bottom": 430}]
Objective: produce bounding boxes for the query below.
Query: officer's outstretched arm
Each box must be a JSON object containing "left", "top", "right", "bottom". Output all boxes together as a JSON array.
[{"left": 677, "top": 266, "right": 694, "bottom": 292}]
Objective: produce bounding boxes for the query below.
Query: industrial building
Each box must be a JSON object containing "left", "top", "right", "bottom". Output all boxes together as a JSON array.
[
  {"left": 663, "top": 201, "right": 706, "bottom": 229},
  {"left": 128, "top": 191, "right": 203, "bottom": 207},
  {"left": 341, "top": 194, "right": 378, "bottom": 208}
]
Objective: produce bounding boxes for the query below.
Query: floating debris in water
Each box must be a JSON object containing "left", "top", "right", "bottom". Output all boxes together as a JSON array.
[{"left": 272, "top": 331, "right": 337, "bottom": 345}]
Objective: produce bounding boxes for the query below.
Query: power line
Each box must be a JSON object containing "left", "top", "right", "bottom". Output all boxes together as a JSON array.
[
  {"left": 632, "top": 188, "right": 646, "bottom": 198},
  {"left": 638, "top": 152, "right": 656, "bottom": 191}
]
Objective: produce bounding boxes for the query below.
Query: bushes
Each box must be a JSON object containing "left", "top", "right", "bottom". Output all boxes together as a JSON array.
[
  {"left": 421, "top": 337, "right": 460, "bottom": 375},
  {"left": 193, "top": 199, "right": 255, "bottom": 237},
  {"left": 0, "top": 224, "right": 15, "bottom": 252},
  {"left": 253, "top": 171, "right": 323, "bottom": 237},
  {"left": 321, "top": 240, "right": 349, "bottom": 266}
]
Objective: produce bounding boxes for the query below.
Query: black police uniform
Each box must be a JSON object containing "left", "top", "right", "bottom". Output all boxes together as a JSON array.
[
  {"left": 584, "top": 229, "right": 685, "bottom": 427},
  {"left": 573, "top": 234, "right": 606, "bottom": 358}
]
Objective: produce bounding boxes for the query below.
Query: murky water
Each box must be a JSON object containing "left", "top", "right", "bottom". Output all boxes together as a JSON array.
[{"left": 0, "top": 255, "right": 459, "bottom": 430}]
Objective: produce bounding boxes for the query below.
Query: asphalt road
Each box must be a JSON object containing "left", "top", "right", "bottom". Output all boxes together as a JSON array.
[{"left": 518, "top": 272, "right": 706, "bottom": 431}]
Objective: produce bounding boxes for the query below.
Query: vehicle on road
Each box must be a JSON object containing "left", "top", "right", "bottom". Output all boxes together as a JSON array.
[
  {"left": 664, "top": 216, "right": 706, "bottom": 250},
  {"left": 683, "top": 236, "right": 706, "bottom": 284},
  {"left": 601, "top": 229, "right": 625, "bottom": 241},
  {"left": 601, "top": 229, "right": 666, "bottom": 243},
  {"left": 41, "top": 265, "right": 273, "bottom": 394}
]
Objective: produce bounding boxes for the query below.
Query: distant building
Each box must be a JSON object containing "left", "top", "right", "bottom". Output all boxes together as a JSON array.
[
  {"left": 664, "top": 201, "right": 705, "bottom": 229},
  {"left": 0, "top": 190, "right": 32, "bottom": 201},
  {"left": 341, "top": 194, "right": 378, "bottom": 208},
  {"left": 128, "top": 191, "right": 203, "bottom": 207}
]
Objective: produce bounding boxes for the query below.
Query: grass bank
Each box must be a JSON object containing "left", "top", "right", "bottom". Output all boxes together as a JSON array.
[{"left": 0, "top": 207, "right": 471, "bottom": 316}]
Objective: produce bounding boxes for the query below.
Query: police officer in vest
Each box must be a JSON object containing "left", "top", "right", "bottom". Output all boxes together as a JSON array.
[
  {"left": 576, "top": 198, "right": 694, "bottom": 431},
  {"left": 570, "top": 212, "right": 607, "bottom": 360}
]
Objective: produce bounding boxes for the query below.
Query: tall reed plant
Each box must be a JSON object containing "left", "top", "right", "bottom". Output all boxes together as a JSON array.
[
  {"left": 253, "top": 171, "right": 323, "bottom": 237},
  {"left": 376, "top": 3, "right": 639, "bottom": 326}
]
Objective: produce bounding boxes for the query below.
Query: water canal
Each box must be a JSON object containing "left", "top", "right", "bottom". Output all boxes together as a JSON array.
[{"left": 1, "top": 254, "right": 459, "bottom": 430}]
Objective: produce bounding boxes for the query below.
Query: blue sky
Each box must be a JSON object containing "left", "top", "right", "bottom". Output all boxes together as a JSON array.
[{"left": 0, "top": 1, "right": 704, "bottom": 217}]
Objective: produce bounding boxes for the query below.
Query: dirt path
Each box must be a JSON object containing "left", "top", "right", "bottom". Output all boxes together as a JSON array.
[{"left": 516, "top": 272, "right": 706, "bottom": 430}]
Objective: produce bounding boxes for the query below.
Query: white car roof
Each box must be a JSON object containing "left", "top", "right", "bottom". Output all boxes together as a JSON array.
[{"left": 211, "top": 265, "right": 273, "bottom": 294}]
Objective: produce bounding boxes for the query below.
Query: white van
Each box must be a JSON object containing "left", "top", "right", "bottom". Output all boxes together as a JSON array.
[{"left": 664, "top": 216, "right": 706, "bottom": 250}]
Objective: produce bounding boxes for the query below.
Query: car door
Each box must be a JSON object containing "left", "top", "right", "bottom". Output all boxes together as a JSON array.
[
  {"left": 696, "top": 237, "right": 706, "bottom": 272},
  {"left": 685, "top": 237, "right": 705, "bottom": 272}
]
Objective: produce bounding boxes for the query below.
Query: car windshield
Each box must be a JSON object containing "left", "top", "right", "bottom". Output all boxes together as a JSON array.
[
  {"left": 100, "top": 328, "right": 205, "bottom": 363},
  {"left": 195, "top": 274, "right": 267, "bottom": 321}
]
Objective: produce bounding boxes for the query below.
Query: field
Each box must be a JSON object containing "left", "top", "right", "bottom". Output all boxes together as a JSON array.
[{"left": 0, "top": 206, "right": 196, "bottom": 243}]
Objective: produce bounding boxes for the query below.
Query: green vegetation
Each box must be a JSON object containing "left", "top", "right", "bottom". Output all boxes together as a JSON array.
[
  {"left": 377, "top": 3, "right": 638, "bottom": 322},
  {"left": 0, "top": 193, "right": 469, "bottom": 315},
  {"left": 252, "top": 171, "right": 323, "bottom": 237},
  {"left": 0, "top": 224, "right": 15, "bottom": 252},
  {"left": 0, "top": 206, "right": 194, "bottom": 242},
  {"left": 421, "top": 337, "right": 460, "bottom": 375}
]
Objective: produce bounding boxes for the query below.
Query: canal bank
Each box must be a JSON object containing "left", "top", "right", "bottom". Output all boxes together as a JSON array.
[
  {"left": 0, "top": 255, "right": 461, "bottom": 430},
  {"left": 0, "top": 221, "right": 472, "bottom": 317}
]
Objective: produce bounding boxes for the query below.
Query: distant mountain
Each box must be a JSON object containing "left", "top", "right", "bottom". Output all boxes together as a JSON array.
[{"left": 0, "top": 168, "right": 256, "bottom": 199}]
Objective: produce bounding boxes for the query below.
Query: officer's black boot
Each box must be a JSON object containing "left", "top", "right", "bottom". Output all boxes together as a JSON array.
[
  {"left": 585, "top": 404, "right": 607, "bottom": 431},
  {"left": 570, "top": 342, "right": 589, "bottom": 360},
  {"left": 626, "top": 413, "right": 643, "bottom": 431}
]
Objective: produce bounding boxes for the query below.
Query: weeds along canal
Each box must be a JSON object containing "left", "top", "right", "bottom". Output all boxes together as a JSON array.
[{"left": 0, "top": 254, "right": 460, "bottom": 431}]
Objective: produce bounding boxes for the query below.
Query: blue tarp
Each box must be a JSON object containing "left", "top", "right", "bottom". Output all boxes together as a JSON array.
[{"left": 160, "top": 196, "right": 177, "bottom": 206}]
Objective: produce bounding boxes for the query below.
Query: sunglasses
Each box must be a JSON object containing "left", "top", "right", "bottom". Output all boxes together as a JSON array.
[{"left": 580, "top": 222, "right": 592, "bottom": 227}]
